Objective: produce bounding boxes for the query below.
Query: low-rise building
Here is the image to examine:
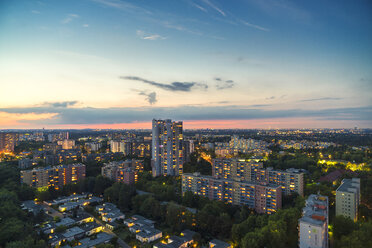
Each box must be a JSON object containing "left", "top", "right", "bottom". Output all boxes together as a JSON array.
[
  {"left": 75, "top": 232, "right": 114, "bottom": 248},
  {"left": 80, "top": 221, "right": 104, "bottom": 236},
  {"left": 209, "top": 239, "right": 232, "bottom": 248},
  {"left": 154, "top": 230, "right": 196, "bottom": 248},
  {"left": 136, "top": 227, "right": 163, "bottom": 243},
  {"left": 96, "top": 203, "right": 125, "bottom": 223},
  {"left": 125, "top": 215, "right": 162, "bottom": 243},
  {"left": 62, "top": 226, "right": 85, "bottom": 241},
  {"left": 21, "top": 200, "right": 45, "bottom": 215}
]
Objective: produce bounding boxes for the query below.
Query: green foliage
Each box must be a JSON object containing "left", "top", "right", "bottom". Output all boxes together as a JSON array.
[
  {"left": 333, "top": 215, "right": 358, "bottom": 240},
  {"left": 232, "top": 197, "right": 304, "bottom": 248},
  {"left": 334, "top": 220, "right": 372, "bottom": 248},
  {"left": 104, "top": 182, "right": 136, "bottom": 211},
  {"left": 5, "top": 236, "right": 46, "bottom": 248},
  {"left": 183, "top": 152, "right": 212, "bottom": 175}
]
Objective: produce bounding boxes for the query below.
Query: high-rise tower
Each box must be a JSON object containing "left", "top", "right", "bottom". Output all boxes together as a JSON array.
[{"left": 152, "top": 119, "right": 183, "bottom": 177}]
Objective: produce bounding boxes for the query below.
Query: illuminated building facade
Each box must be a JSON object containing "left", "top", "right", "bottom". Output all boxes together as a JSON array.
[
  {"left": 101, "top": 160, "right": 144, "bottom": 184},
  {"left": 299, "top": 194, "right": 328, "bottom": 248},
  {"left": 182, "top": 173, "right": 281, "bottom": 214},
  {"left": 152, "top": 119, "right": 183, "bottom": 177},
  {"left": 336, "top": 178, "right": 360, "bottom": 221},
  {"left": 212, "top": 158, "right": 304, "bottom": 196},
  {"left": 20, "top": 163, "right": 86, "bottom": 189},
  {"left": 0, "top": 132, "right": 16, "bottom": 153},
  {"left": 57, "top": 139, "right": 76, "bottom": 149},
  {"left": 116, "top": 167, "right": 135, "bottom": 185}
]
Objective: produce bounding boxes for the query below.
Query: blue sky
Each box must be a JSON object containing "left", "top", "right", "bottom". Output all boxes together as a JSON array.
[{"left": 0, "top": 0, "right": 371, "bottom": 128}]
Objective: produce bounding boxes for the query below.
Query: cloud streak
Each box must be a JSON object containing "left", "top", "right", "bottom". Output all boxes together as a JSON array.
[
  {"left": 42, "top": 101, "right": 79, "bottom": 108},
  {"left": 300, "top": 97, "right": 342, "bottom": 102},
  {"left": 241, "top": 20, "right": 270, "bottom": 32},
  {"left": 61, "top": 14, "right": 79, "bottom": 24},
  {"left": 202, "top": 0, "right": 226, "bottom": 16},
  {"left": 121, "top": 76, "right": 208, "bottom": 92},
  {"left": 136, "top": 30, "right": 166, "bottom": 40},
  {"left": 1, "top": 105, "right": 370, "bottom": 126}
]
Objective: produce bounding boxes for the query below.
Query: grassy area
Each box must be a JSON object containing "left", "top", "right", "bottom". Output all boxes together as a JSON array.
[{"left": 114, "top": 228, "right": 132, "bottom": 242}]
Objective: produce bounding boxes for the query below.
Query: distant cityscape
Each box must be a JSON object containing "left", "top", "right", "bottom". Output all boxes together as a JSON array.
[{"left": 0, "top": 119, "right": 371, "bottom": 248}]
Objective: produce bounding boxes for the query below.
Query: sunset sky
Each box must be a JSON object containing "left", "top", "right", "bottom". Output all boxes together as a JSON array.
[{"left": 0, "top": 0, "right": 371, "bottom": 129}]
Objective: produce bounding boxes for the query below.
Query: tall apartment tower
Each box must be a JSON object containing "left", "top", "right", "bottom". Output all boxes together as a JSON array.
[
  {"left": 336, "top": 178, "right": 360, "bottom": 221},
  {"left": 152, "top": 119, "right": 183, "bottom": 177},
  {"left": 0, "top": 132, "right": 16, "bottom": 153},
  {"left": 299, "top": 194, "right": 329, "bottom": 248}
]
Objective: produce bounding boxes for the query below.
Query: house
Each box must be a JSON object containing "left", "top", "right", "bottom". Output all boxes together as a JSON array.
[
  {"left": 62, "top": 226, "right": 85, "bottom": 241},
  {"left": 154, "top": 230, "right": 196, "bottom": 248},
  {"left": 48, "top": 233, "right": 65, "bottom": 247},
  {"left": 75, "top": 232, "right": 114, "bottom": 248},
  {"left": 21, "top": 200, "right": 45, "bottom": 215},
  {"left": 209, "top": 239, "right": 232, "bottom": 248},
  {"left": 136, "top": 227, "right": 162, "bottom": 243},
  {"left": 125, "top": 215, "right": 155, "bottom": 229},
  {"left": 73, "top": 211, "right": 94, "bottom": 224},
  {"left": 59, "top": 201, "right": 81, "bottom": 212},
  {"left": 48, "top": 194, "right": 90, "bottom": 206},
  {"left": 55, "top": 217, "right": 76, "bottom": 227},
  {"left": 80, "top": 221, "right": 104, "bottom": 236},
  {"left": 106, "top": 221, "right": 120, "bottom": 230},
  {"left": 96, "top": 203, "right": 125, "bottom": 223},
  {"left": 41, "top": 222, "right": 57, "bottom": 234}
]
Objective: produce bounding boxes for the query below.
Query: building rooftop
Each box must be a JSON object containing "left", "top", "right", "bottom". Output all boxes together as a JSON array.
[
  {"left": 56, "top": 217, "right": 76, "bottom": 227},
  {"left": 209, "top": 239, "right": 231, "bottom": 248},
  {"left": 336, "top": 178, "right": 360, "bottom": 193},
  {"left": 136, "top": 227, "right": 162, "bottom": 239},
  {"left": 76, "top": 232, "right": 114, "bottom": 248},
  {"left": 62, "top": 227, "right": 84, "bottom": 239}
]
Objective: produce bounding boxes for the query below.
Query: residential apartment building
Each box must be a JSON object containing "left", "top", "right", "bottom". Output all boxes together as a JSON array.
[
  {"left": 101, "top": 159, "right": 144, "bottom": 184},
  {"left": 299, "top": 194, "right": 329, "bottom": 248},
  {"left": 182, "top": 173, "right": 282, "bottom": 214},
  {"left": 212, "top": 158, "right": 304, "bottom": 196},
  {"left": 336, "top": 178, "right": 360, "bottom": 221},
  {"left": 20, "top": 163, "right": 86, "bottom": 189},
  {"left": 152, "top": 119, "right": 184, "bottom": 177},
  {"left": 0, "top": 132, "right": 16, "bottom": 153},
  {"left": 57, "top": 139, "right": 76, "bottom": 150}
]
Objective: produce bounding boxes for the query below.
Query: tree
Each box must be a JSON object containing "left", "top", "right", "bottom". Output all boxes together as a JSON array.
[{"left": 333, "top": 215, "right": 358, "bottom": 240}]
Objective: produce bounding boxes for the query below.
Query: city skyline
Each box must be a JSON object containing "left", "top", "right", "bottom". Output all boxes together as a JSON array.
[{"left": 1, "top": 0, "right": 371, "bottom": 129}]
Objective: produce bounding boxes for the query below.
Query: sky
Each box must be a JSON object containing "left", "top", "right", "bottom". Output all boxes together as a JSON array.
[{"left": 0, "top": 0, "right": 371, "bottom": 129}]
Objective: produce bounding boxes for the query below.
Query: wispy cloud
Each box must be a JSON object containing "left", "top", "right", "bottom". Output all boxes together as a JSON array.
[
  {"left": 82, "top": 24, "right": 89, "bottom": 28},
  {"left": 91, "top": 0, "right": 151, "bottom": 14},
  {"left": 133, "top": 90, "right": 157, "bottom": 105},
  {"left": 41, "top": 101, "right": 79, "bottom": 108},
  {"left": 215, "top": 78, "right": 235, "bottom": 90},
  {"left": 121, "top": 76, "right": 208, "bottom": 92},
  {"left": 202, "top": 0, "right": 226, "bottom": 16},
  {"left": 188, "top": 1, "right": 208, "bottom": 13},
  {"left": 1, "top": 105, "right": 371, "bottom": 125},
  {"left": 241, "top": 20, "right": 270, "bottom": 32},
  {"left": 300, "top": 97, "right": 342, "bottom": 102},
  {"left": 136, "top": 30, "right": 166, "bottom": 40},
  {"left": 31, "top": 10, "right": 40, "bottom": 14},
  {"left": 61, "top": 14, "right": 79, "bottom": 24}
]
